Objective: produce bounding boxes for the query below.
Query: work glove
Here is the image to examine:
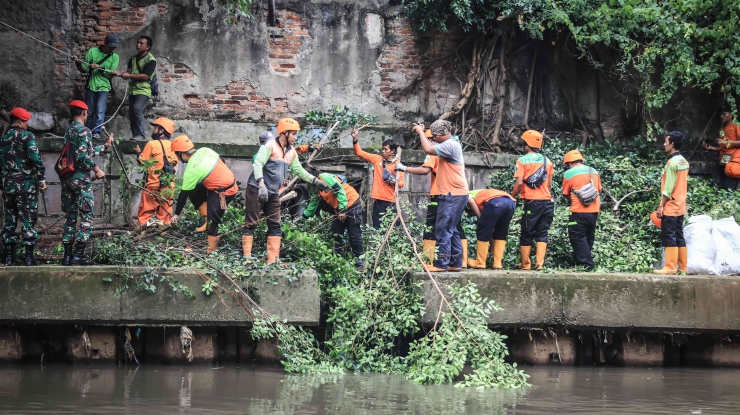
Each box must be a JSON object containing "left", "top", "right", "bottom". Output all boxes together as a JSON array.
[
  {"left": 258, "top": 184, "right": 269, "bottom": 204},
  {"left": 313, "top": 178, "right": 330, "bottom": 192},
  {"left": 395, "top": 162, "right": 406, "bottom": 172}
]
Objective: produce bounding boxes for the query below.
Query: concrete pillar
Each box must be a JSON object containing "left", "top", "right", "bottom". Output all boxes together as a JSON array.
[
  {"left": 65, "top": 327, "right": 117, "bottom": 363},
  {"left": 254, "top": 337, "right": 283, "bottom": 363},
  {"left": 618, "top": 332, "right": 664, "bottom": 366},
  {"left": 0, "top": 326, "right": 22, "bottom": 361},
  {"left": 709, "top": 335, "right": 740, "bottom": 367},
  {"left": 508, "top": 329, "right": 575, "bottom": 365}
]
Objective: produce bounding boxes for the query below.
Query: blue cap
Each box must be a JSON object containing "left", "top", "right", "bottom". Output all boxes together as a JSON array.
[{"left": 104, "top": 34, "right": 119, "bottom": 48}]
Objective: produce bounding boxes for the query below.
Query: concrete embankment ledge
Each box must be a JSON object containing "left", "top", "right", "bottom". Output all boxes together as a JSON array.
[
  {"left": 414, "top": 270, "right": 740, "bottom": 332},
  {"left": 0, "top": 266, "right": 319, "bottom": 326}
]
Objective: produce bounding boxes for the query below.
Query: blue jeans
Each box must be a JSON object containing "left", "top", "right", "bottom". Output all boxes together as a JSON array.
[
  {"left": 129, "top": 94, "right": 150, "bottom": 138},
  {"left": 84, "top": 90, "right": 108, "bottom": 135},
  {"left": 433, "top": 194, "right": 468, "bottom": 269},
  {"left": 476, "top": 197, "right": 516, "bottom": 242}
]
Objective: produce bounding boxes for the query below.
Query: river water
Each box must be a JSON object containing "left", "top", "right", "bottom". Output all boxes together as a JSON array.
[{"left": 1, "top": 365, "right": 739, "bottom": 414}]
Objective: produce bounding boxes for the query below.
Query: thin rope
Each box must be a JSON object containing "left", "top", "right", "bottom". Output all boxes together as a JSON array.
[
  {"left": 93, "top": 81, "right": 129, "bottom": 131},
  {"left": 0, "top": 20, "right": 75, "bottom": 58}
]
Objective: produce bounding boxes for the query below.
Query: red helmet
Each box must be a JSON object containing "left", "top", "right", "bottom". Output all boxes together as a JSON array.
[
  {"left": 69, "top": 100, "right": 88, "bottom": 110},
  {"left": 9, "top": 108, "right": 31, "bottom": 121}
]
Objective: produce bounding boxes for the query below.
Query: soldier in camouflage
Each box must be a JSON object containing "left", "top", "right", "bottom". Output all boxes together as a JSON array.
[
  {"left": 61, "top": 100, "right": 112, "bottom": 266},
  {"left": 0, "top": 108, "right": 47, "bottom": 266}
]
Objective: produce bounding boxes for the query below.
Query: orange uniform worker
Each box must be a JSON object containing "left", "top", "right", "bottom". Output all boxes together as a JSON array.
[
  {"left": 170, "top": 136, "right": 238, "bottom": 253},
  {"left": 413, "top": 119, "right": 469, "bottom": 272},
  {"left": 133, "top": 117, "right": 178, "bottom": 227},
  {"left": 511, "top": 130, "right": 554, "bottom": 270},
  {"left": 395, "top": 129, "right": 468, "bottom": 266},
  {"left": 243, "top": 118, "right": 328, "bottom": 264},
  {"left": 703, "top": 106, "right": 740, "bottom": 189},
  {"left": 562, "top": 150, "right": 602, "bottom": 270},
  {"left": 654, "top": 131, "right": 690, "bottom": 274},
  {"left": 465, "top": 189, "right": 515, "bottom": 269},
  {"left": 351, "top": 129, "right": 404, "bottom": 229}
]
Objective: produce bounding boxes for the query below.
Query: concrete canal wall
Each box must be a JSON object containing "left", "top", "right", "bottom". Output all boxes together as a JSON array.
[{"left": 3, "top": 266, "right": 740, "bottom": 366}]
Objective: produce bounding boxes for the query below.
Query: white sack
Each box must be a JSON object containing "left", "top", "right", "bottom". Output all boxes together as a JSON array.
[
  {"left": 712, "top": 217, "right": 740, "bottom": 276},
  {"left": 685, "top": 215, "right": 718, "bottom": 275}
]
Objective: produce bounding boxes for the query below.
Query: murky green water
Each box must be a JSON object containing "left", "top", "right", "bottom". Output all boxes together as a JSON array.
[{"left": 1, "top": 365, "right": 738, "bottom": 414}]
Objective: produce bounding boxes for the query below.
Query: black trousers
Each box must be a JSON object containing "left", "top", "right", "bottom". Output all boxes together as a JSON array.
[
  {"left": 520, "top": 200, "right": 555, "bottom": 246},
  {"left": 189, "top": 183, "right": 235, "bottom": 236},
  {"left": 715, "top": 164, "right": 740, "bottom": 190},
  {"left": 568, "top": 212, "right": 598, "bottom": 270},
  {"left": 371, "top": 199, "right": 397, "bottom": 229},
  {"left": 243, "top": 184, "right": 282, "bottom": 237},
  {"left": 423, "top": 195, "right": 464, "bottom": 240},
  {"left": 661, "top": 215, "right": 686, "bottom": 247},
  {"left": 331, "top": 201, "right": 364, "bottom": 258}
]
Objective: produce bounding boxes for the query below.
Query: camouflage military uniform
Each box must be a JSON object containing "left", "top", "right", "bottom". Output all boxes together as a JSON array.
[
  {"left": 0, "top": 126, "right": 46, "bottom": 246},
  {"left": 61, "top": 121, "right": 104, "bottom": 244}
]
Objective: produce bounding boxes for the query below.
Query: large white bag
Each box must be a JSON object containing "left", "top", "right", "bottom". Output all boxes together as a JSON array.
[
  {"left": 712, "top": 217, "right": 740, "bottom": 276},
  {"left": 685, "top": 215, "right": 719, "bottom": 275}
]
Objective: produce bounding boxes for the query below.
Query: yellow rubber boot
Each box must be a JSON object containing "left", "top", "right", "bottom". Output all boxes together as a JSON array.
[
  {"left": 677, "top": 247, "right": 688, "bottom": 273},
  {"left": 518, "top": 246, "right": 532, "bottom": 270},
  {"left": 492, "top": 239, "right": 507, "bottom": 270},
  {"left": 654, "top": 247, "right": 679, "bottom": 275},
  {"left": 461, "top": 239, "right": 468, "bottom": 269},
  {"left": 266, "top": 236, "right": 282, "bottom": 264},
  {"left": 467, "top": 240, "right": 489, "bottom": 269},
  {"left": 535, "top": 242, "right": 547, "bottom": 270},
  {"left": 242, "top": 235, "right": 254, "bottom": 262},
  {"left": 195, "top": 203, "right": 208, "bottom": 232},
  {"left": 206, "top": 235, "right": 220, "bottom": 254},
  {"left": 422, "top": 240, "right": 436, "bottom": 265}
]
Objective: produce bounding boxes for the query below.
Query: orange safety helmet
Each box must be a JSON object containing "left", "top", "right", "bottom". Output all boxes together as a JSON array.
[
  {"left": 563, "top": 150, "right": 585, "bottom": 165},
  {"left": 650, "top": 211, "right": 662, "bottom": 228},
  {"left": 425, "top": 129, "right": 432, "bottom": 138},
  {"left": 521, "top": 130, "right": 543, "bottom": 149},
  {"left": 151, "top": 117, "right": 175, "bottom": 136},
  {"left": 276, "top": 118, "right": 300, "bottom": 135},
  {"left": 171, "top": 135, "right": 194, "bottom": 152}
]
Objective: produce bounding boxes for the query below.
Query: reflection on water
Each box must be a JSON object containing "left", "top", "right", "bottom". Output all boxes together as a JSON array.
[{"left": 1, "top": 365, "right": 739, "bottom": 414}]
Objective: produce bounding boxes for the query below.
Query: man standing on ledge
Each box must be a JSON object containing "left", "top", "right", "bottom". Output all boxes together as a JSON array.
[
  {"left": 114, "top": 36, "right": 156, "bottom": 141},
  {"left": 0, "top": 108, "right": 47, "bottom": 266},
  {"left": 562, "top": 150, "right": 602, "bottom": 271},
  {"left": 395, "top": 129, "right": 468, "bottom": 267},
  {"left": 511, "top": 130, "right": 554, "bottom": 271},
  {"left": 72, "top": 34, "right": 119, "bottom": 139},
  {"left": 654, "top": 131, "right": 689, "bottom": 274},
  {"left": 413, "top": 120, "right": 468, "bottom": 272},
  {"left": 61, "top": 100, "right": 113, "bottom": 266},
  {"left": 351, "top": 129, "right": 404, "bottom": 229}
]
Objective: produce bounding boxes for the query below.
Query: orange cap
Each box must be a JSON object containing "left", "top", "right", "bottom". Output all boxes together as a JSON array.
[
  {"left": 650, "top": 211, "right": 662, "bottom": 228},
  {"left": 171, "top": 135, "right": 194, "bottom": 152},
  {"left": 151, "top": 117, "right": 175, "bottom": 135},
  {"left": 564, "top": 150, "right": 585, "bottom": 165},
  {"left": 521, "top": 130, "right": 543, "bottom": 149},
  {"left": 276, "top": 118, "right": 300, "bottom": 134},
  {"left": 9, "top": 108, "right": 31, "bottom": 121},
  {"left": 69, "top": 100, "right": 88, "bottom": 110}
]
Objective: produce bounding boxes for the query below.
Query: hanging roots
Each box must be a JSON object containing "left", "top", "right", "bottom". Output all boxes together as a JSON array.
[
  {"left": 180, "top": 326, "right": 194, "bottom": 363},
  {"left": 82, "top": 329, "right": 91, "bottom": 357},
  {"left": 124, "top": 328, "right": 139, "bottom": 365}
]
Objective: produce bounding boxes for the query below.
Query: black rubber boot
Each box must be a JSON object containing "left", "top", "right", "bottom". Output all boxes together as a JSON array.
[
  {"left": 71, "top": 242, "right": 94, "bottom": 266},
  {"left": 4, "top": 244, "right": 15, "bottom": 266},
  {"left": 24, "top": 245, "right": 37, "bottom": 266},
  {"left": 62, "top": 243, "right": 73, "bottom": 266}
]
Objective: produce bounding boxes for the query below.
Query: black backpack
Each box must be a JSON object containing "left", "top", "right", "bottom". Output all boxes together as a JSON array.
[{"left": 156, "top": 140, "right": 176, "bottom": 187}]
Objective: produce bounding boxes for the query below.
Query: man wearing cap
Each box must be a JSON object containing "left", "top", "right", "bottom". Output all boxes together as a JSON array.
[
  {"left": 170, "top": 135, "right": 238, "bottom": 253},
  {"left": 61, "top": 100, "right": 113, "bottom": 266},
  {"left": 72, "top": 34, "right": 120, "bottom": 139},
  {"left": 412, "top": 120, "right": 469, "bottom": 272},
  {"left": 242, "top": 118, "right": 329, "bottom": 264},
  {"left": 395, "top": 129, "right": 468, "bottom": 267},
  {"left": 0, "top": 108, "right": 47, "bottom": 266},
  {"left": 133, "top": 117, "right": 178, "bottom": 227},
  {"left": 511, "top": 130, "right": 554, "bottom": 270},
  {"left": 654, "top": 131, "right": 690, "bottom": 274},
  {"left": 703, "top": 106, "right": 740, "bottom": 190},
  {"left": 562, "top": 150, "right": 602, "bottom": 270},
  {"left": 113, "top": 36, "right": 156, "bottom": 141}
]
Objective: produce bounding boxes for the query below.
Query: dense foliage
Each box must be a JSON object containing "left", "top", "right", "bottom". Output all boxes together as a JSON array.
[{"left": 401, "top": 0, "right": 740, "bottom": 112}]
